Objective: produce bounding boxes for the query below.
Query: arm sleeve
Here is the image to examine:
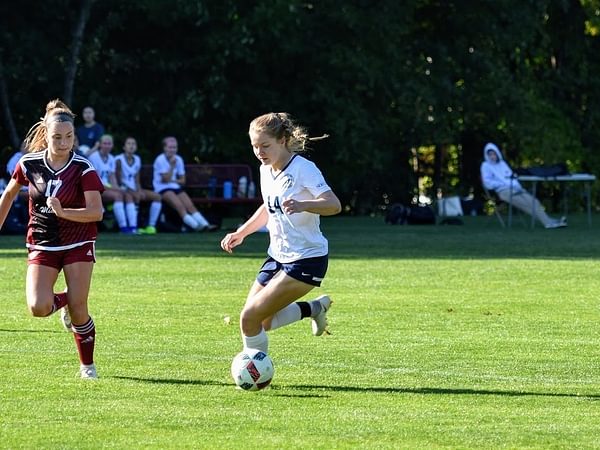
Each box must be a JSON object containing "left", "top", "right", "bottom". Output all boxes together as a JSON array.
[
  {"left": 81, "top": 170, "right": 105, "bottom": 193},
  {"left": 11, "top": 162, "right": 29, "bottom": 186},
  {"left": 303, "top": 162, "right": 331, "bottom": 197}
]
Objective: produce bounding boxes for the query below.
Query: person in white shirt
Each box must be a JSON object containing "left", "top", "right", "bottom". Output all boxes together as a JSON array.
[
  {"left": 87, "top": 135, "right": 132, "bottom": 233},
  {"left": 481, "top": 142, "right": 566, "bottom": 229},
  {"left": 220, "top": 112, "right": 341, "bottom": 360},
  {"left": 152, "top": 136, "right": 214, "bottom": 231},
  {"left": 115, "top": 137, "right": 162, "bottom": 235}
]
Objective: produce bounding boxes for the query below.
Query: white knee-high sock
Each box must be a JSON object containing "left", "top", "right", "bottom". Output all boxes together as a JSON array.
[
  {"left": 192, "top": 211, "right": 209, "bottom": 228},
  {"left": 148, "top": 201, "right": 162, "bottom": 227},
  {"left": 183, "top": 214, "right": 200, "bottom": 229},
  {"left": 269, "top": 303, "right": 302, "bottom": 330},
  {"left": 125, "top": 202, "right": 138, "bottom": 228},
  {"left": 112, "top": 201, "right": 127, "bottom": 228},
  {"left": 243, "top": 328, "right": 268, "bottom": 353}
]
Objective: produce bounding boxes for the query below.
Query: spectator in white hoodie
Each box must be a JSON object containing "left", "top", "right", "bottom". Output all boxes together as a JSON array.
[{"left": 481, "top": 142, "right": 566, "bottom": 229}]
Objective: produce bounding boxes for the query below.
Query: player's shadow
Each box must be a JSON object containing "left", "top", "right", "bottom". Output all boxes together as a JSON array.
[
  {"left": 285, "top": 384, "right": 600, "bottom": 400},
  {"left": 0, "top": 328, "right": 63, "bottom": 334},
  {"left": 110, "top": 376, "right": 599, "bottom": 400}
]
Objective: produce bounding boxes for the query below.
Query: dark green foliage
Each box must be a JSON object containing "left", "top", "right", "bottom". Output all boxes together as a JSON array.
[{"left": 1, "top": 0, "right": 599, "bottom": 212}]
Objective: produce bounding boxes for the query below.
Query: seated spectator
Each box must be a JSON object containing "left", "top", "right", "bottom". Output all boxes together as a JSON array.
[
  {"left": 481, "top": 142, "right": 566, "bottom": 229},
  {"left": 87, "top": 134, "right": 134, "bottom": 233},
  {"left": 4, "top": 141, "right": 28, "bottom": 228},
  {"left": 76, "top": 106, "right": 104, "bottom": 156},
  {"left": 115, "top": 137, "right": 162, "bottom": 235},
  {"left": 152, "top": 136, "right": 216, "bottom": 231}
]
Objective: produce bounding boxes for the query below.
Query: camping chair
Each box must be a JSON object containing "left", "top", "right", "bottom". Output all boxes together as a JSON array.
[
  {"left": 482, "top": 186, "right": 507, "bottom": 227},
  {"left": 482, "top": 186, "right": 526, "bottom": 228}
]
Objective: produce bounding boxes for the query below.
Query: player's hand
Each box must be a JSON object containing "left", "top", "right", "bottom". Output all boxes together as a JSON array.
[
  {"left": 221, "top": 232, "right": 244, "bottom": 253},
  {"left": 281, "top": 198, "right": 304, "bottom": 214},
  {"left": 46, "top": 197, "right": 63, "bottom": 217}
]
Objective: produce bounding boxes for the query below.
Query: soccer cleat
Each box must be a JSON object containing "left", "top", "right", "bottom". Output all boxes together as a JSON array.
[
  {"left": 60, "top": 306, "right": 73, "bottom": 332},
  {"left": 79, "top": 363, "right": 98, "bottom": 380},
  {"left": 311, "top": 295, "right": 332, "bottom": 336},
  {"left": 139, "top": 225, "right": 157, "bottom": 235},
  {"left": 545, "top": 220, "right": 567, "bottom": 229}
]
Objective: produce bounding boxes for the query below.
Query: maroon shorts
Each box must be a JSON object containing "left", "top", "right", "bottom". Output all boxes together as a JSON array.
[{"left": 27, "top": 242, "right": 96, "bottom": 270}]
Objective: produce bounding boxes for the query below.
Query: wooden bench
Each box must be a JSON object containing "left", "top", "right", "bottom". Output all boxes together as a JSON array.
[{"left": 140, "top": 163, "right": 261, "bottom": 207}]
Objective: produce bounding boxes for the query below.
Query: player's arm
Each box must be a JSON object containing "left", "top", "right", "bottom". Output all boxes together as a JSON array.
[
  {"left": 47, "top": 190, "right": 103, "bottom": 223},
  {"left": 115, "top": 159, "right": 123, "bottom": 187},
  {"left": 220, "top": 204, "right": 268, "bottom": 253},
  {"left": 281, "top": 190, "right": 341, "bottom": 216},
  {"left": 0, "top": 179, "right": 25, "bottom": 230}
]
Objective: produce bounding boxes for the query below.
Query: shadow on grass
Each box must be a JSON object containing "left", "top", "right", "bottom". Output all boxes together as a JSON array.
[
  {"left": 0, "top": 328, "right": 63, "bottom": 334},
  {"left": 111, "top": 376, "right": 598, "bottom": 400}
]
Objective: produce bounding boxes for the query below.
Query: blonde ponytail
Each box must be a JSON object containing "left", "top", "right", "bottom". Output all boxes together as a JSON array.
[
  {"left": 23, "top": 99, "right": 75, "bottom": 152},
  {"left": 249, "top": 112, "right": 329, "bottom": 153}
]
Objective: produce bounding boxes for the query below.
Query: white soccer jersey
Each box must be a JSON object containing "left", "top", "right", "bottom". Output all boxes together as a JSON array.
[
  {"left": 260, "top": 154, "right": 332, "bottom": 263},
  {"left": 152, "top": 153, "right": 185, "bottom": 192},
  {"left": 115, "top": 153, "right": 141, "bottom": 190},
  {"left": 87, "top": 152, "right": 116, "bottom": 187}
]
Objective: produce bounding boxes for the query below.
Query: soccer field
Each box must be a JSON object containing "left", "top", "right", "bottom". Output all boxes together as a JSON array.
[{"left": 1, "top": 215, "right": 599, "bottom": 449}]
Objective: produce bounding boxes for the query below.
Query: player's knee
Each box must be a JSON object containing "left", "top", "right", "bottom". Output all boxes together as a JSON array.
[
  {"left": 240, "top": 305, "right": 263, "bottom": 332},
  {"left": 27, "top": 297, "right": 53, "bottom": 317}
]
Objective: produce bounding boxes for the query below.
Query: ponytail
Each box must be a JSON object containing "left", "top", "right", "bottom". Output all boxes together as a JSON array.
[
  {"left": 23, "top": 99, "right": 75, "bottom": 152},
  {"left": 249, "top": 112, "right": 329, "bottom": 153}
]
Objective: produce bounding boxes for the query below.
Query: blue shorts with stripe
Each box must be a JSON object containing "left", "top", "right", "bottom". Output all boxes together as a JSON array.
[{"left": 256, "top": 255, "right": 328, "bottom": 287}]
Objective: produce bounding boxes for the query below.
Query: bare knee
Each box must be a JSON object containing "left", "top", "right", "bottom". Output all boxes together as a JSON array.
[
  {"left": 240, "top": 303, "right": 264, "bottom": 335},
  {"left": 27, "top": 295, "right": 53, "bottom": 317}
]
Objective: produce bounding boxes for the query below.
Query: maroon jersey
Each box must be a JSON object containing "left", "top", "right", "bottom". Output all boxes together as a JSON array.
[{"left": 12, "top": 150, "right": 104, "bottom": 250}]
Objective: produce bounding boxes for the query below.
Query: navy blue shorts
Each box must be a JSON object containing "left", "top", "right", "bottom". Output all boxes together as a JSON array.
[
  {"left": 158, "top": 188, "right": 184, "bottom": 195},
  {"left": 256, "top": 255, "right": 328, "bottom": 287}
]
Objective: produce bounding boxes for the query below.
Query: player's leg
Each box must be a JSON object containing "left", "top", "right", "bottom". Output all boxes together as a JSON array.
[
  {"left": 140, "top": 189, "right": 162, "bottom": 233},
  {"left": 266, "top": 256, "right": 332, "bottom": 336},
  {"left": 177, "top": 191, "right": 213, "bottom": 230},
  {"left": 240, "top": 272, "right": 314, "bottom": 353},
  {"left": 123, "top": 191, "right": 138, "bottom": 232},
  {"left": 161, "top": 190, "right": 200, "bottom": 229},
  {"left": 25, "top": 263, "right": 61, "bottom": 317},
  {"left": 63, "top": 245, "right": 97, "bottom": 379},
  {"left": 103, "top": 189, "right": 128, "bottom": 231}
]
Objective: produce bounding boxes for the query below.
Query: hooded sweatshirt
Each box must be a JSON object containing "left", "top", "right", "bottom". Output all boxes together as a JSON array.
[{"left": 480, "top": 142, "right": 523, "bottom": 193}]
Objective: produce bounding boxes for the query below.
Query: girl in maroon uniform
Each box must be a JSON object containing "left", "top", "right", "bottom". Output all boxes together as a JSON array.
[{"left": 0, "top": 99, "right": 104, "bottom": 379}]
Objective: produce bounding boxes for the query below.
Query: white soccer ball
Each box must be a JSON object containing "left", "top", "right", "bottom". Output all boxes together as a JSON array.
[{"left": 231, "top": 349, "right": 274, "bottom": 391}]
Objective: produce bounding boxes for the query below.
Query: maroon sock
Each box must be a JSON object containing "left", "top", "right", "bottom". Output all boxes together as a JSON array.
[
  {"left": 48, "top": 292, "right": 68, "bottom": 316},
  {"left": 72, "top": 317, "right": 95, "bottom": 365}
]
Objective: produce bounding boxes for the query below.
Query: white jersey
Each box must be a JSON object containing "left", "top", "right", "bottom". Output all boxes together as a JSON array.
[
  {"left": 153, "top": 153, "right": 185, "bottom": 192},
  {"left": 260, "top": 154, "right": 332, "bottom": 263},
  {"left": 87, "top": 152, "right": 116, "bottom": 187},
  {"left": 115, "top": 153, "right": 141, "bottom": 190}
]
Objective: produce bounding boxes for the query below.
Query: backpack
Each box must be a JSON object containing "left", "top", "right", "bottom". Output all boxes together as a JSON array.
[{"left": 385, "top": 203, "right": 436, "bottom": 225}]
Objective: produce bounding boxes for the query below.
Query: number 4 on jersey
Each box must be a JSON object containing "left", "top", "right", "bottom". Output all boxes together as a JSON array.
[{"left": 267, "top": 196, "right": 282, "bottom": 214}]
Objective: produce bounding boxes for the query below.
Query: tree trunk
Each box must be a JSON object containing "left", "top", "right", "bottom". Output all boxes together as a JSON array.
[
  {"left": 63, "top": 0, "right": 94, "bottom": 107},
  {"left": 0, "top": 55, "right": 21, "bottom": 149}
]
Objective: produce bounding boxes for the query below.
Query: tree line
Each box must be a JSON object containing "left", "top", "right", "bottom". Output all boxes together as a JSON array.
[{"left": 1, "top": 0, "right": 599, "bottom": 213}]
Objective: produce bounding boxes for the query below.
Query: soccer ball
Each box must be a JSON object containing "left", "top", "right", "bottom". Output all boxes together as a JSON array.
[{"left": 231, "top": 349, "right": 274, "bottom": 391}]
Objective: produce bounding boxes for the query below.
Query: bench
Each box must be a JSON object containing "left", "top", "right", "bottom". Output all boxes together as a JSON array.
[{"left": 140, "top": 163, "right": 261, "bottom": 207}]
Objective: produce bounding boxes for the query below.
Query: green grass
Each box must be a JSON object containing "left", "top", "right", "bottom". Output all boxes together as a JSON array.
[{"left": 1, "top": 215, "right": 599, "bottom": 449}]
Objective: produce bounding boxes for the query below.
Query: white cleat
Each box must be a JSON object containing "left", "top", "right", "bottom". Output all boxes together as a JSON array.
[
  {"left": 60, "top": 306, "right": 73, "bottom": 332},
  {"left": 79, "top": 364, "right": 98, "bottom": 380},
  {"left": 311, "top": 295, "right": 332, "bottom": 336}
]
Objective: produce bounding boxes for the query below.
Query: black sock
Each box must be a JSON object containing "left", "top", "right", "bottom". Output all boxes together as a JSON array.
[{"left": 297, "top": 301, "right": 312, "bottom": 319}]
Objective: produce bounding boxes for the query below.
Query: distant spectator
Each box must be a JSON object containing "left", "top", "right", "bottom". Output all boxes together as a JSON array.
[
  {"left": 481, "top": 142, "right": 566, "bottom": 229},
  {"left": 87, "top": 134, "right": 134, "bottom": 233},
  {"left": 152, "top": 136, "right": 216, "bottom": 231},
  {"left": 115, "top": 137, "right": 162, "bottom": 235},
  {"left": 76, "top": 106, "right": 104, "bottom": 156}
]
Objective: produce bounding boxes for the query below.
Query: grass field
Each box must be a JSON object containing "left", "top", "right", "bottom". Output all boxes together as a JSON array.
[{"left": 1, "top": 215, "right": 599, "bottom": 449}]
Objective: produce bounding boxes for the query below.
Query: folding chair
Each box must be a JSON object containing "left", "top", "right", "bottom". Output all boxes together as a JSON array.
[
  {"left": 482, "top": 186, "right": 506, "bottom": 227},
  {"left": 482, "top": 186, "right": 526, "bottom": 228}
]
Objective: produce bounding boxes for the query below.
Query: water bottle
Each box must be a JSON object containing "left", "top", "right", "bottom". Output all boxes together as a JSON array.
[
  {"left": 223, "top": 180, "right": 233, "bottom": 199},
  {"left": 208, "top": 176, "right": 217, "bottom": 197},
  {"left": 247, "top": 181, "right": 256, "bottom": 198},
  {"left": 0, "top": 178, "right": 6, "bottom": 195},
  {"left": 237, "top": 176, "right": 247, "bottom": 198}
]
